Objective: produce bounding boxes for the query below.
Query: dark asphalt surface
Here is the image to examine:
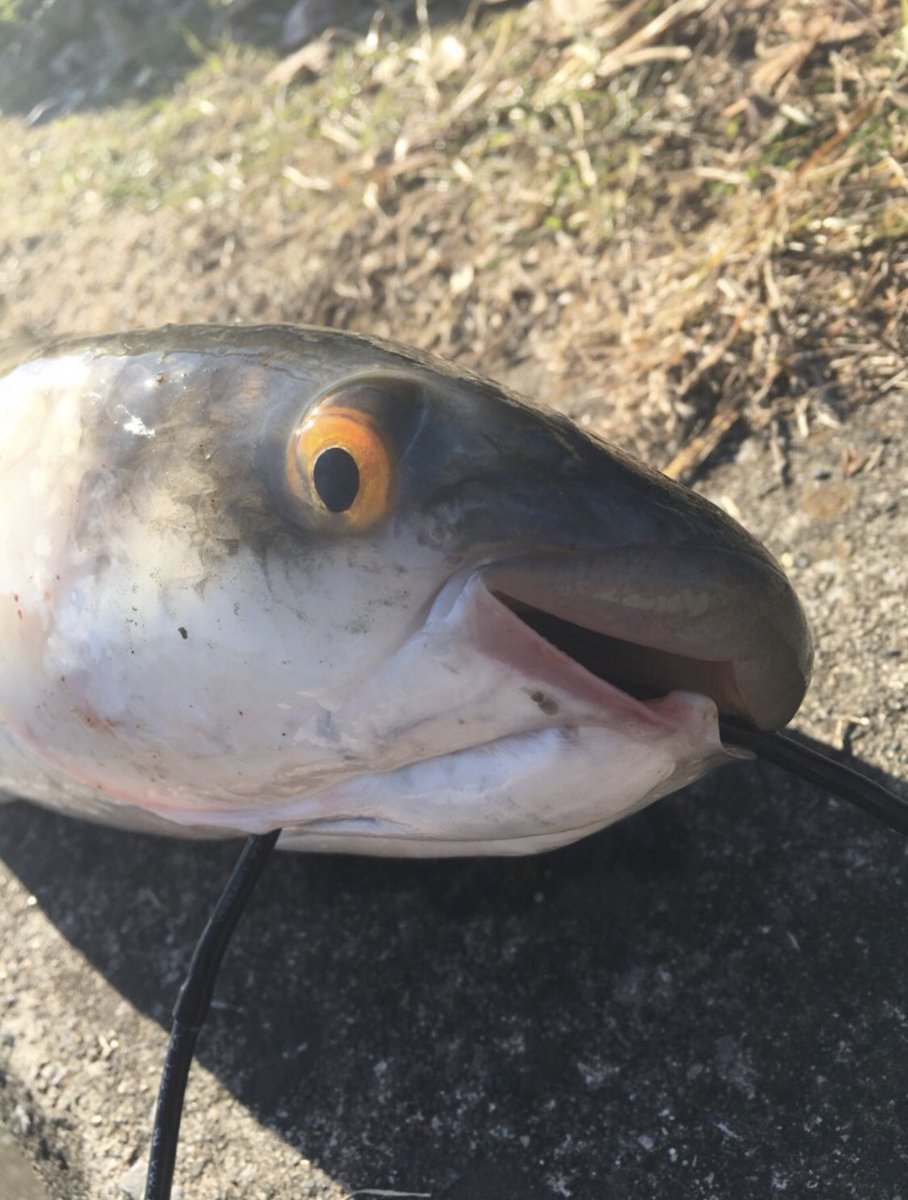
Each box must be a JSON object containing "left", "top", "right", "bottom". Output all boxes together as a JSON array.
[{"left": 2, "top": 743, "right": 907, "bottom": 1200}]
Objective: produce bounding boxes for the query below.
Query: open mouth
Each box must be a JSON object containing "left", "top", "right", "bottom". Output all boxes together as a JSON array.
[
  {"left": 494, "top": 594, "right": 739, "bottom": 714},
  {"left": 479, "top": 543, "right": 812, "bottom": 733}
]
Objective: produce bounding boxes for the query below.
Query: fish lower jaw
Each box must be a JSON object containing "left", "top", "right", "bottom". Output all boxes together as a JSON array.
[{"left": 154, "top": 710, "right": 740, "bottom": 856}]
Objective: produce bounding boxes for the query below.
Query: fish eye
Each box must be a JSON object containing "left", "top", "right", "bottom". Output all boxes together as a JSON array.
[{"left": 290, "top": 404, "right": 395, "bottom": 530}]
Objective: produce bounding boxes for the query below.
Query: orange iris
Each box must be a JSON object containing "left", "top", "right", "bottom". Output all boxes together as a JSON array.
[{"left": 290, "top": 405, "right": 395, "bottom": 531}]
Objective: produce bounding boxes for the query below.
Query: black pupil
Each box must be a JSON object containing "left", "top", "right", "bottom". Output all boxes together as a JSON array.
[{"left": 313, "top": 447, "right": 360, "bottom": 512}]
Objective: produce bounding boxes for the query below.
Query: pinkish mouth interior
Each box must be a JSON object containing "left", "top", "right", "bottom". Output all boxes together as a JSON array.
[{"left": 494, "top": 594, "right": 739, "bottom": 715}]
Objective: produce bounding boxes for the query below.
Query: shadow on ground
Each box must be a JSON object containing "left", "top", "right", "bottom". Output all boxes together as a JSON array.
[
  {"left": 0, "top": 0, "right": 527, "bottom": 120},
  {"left": 2, "top": 742, "right": 906, "bottom": 1198}
]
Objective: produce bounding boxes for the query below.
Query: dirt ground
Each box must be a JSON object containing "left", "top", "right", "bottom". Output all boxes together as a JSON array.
[{"left": 0, "top": 1, "right": 906, "bottom": 1198}]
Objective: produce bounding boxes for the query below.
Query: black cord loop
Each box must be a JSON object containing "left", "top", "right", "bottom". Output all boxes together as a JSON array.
[{"left": 144, "top": 828, "right": 281, "bottom": 1200}]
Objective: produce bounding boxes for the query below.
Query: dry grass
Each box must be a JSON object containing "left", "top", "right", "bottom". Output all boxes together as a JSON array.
[{"left": 0, "top": 0, "right": 905, "bottom": 474}]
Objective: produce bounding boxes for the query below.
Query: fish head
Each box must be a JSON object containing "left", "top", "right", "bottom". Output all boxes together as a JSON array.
[{"left": 0, "top": 326, "right": 812, "bottom": 853}]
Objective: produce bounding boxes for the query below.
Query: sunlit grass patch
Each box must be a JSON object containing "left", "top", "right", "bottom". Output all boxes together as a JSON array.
[{"left": 0, "top": 0, "right": 904, "bottom": 476}]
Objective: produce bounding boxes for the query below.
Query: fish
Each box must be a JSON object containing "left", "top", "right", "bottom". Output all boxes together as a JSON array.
[{"left": 0, "top": 324, "right": 812, "bottom": 856}]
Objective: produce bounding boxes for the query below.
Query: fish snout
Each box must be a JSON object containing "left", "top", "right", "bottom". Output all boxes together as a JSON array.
[{"left": 405, "top": 375, "right": 814, "bottom": 732}]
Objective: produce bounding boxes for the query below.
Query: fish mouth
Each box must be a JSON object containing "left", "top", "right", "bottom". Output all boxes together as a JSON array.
[
  {"left": 478, "top": 546, "right": 812, "bottom": 733},
  {"left": 272, "top": 566, "right": 744, "bottom": 856},
  {"left": 492, "top": 594, "right": 732, "bottom": 711},
  {"left": 129, "top": 561, "right": 754, "bottom": 851},
  {"left": 229, "top": 563, "right": 737, "bottom": 842}
]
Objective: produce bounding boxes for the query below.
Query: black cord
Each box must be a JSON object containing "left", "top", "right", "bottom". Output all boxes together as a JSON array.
[
  {"left": 144, "top": 828, "right": 282, "bottom": 1200},
  {"left": 719, "top": 718, "right": 908, "bottom": 835}
]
